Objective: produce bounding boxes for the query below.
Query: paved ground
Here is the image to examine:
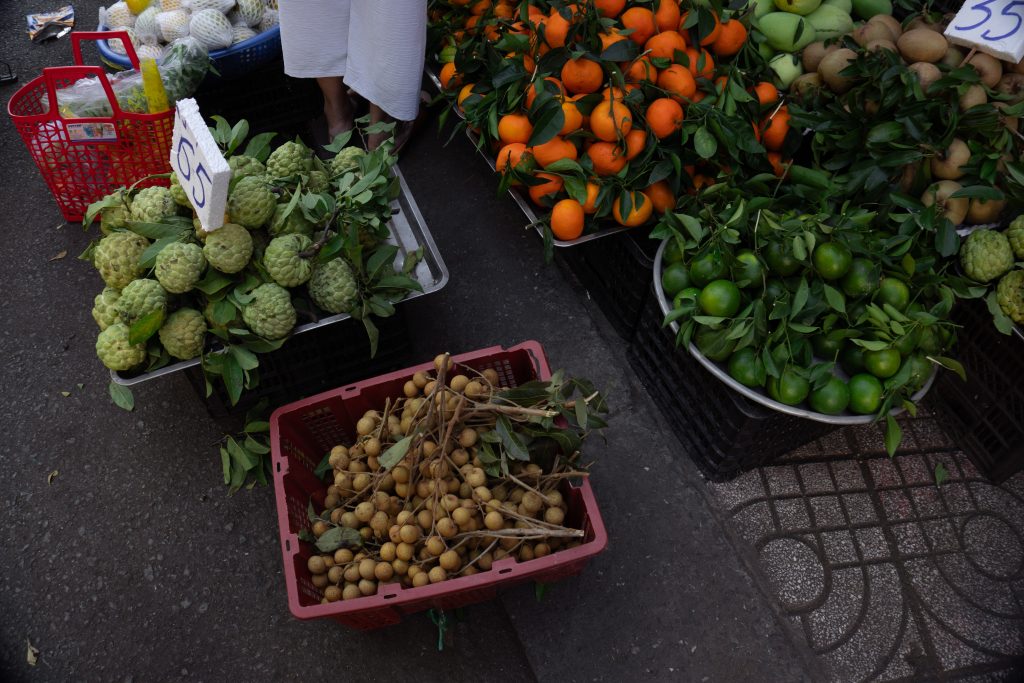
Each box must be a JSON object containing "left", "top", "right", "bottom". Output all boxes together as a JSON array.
[{"left": 1, "top": 5, "right": 1022, "bottom": 681}]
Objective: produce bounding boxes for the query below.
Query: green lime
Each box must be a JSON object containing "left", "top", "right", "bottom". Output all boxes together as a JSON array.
[
  {"left": 439, "top": 45, "right": 457, "bottom": 63},
  {"left": 673, "top": 287, "right": 702, "bottom": 309},
  {"left": 698, "top": 279, "right": 742, "bottom": 317},
  {"left": 732, "top": 250, "right": 765, "bottom": 288},
  {"left": 664, "top": 239, "right": 685, "bottom": 264},
  {"left": 917, "top": 325, "right": 949, "bottom": 355},
  {"left": 811, "top": 334, "right": 846, "bottom": 360},
  {"left": 695, "top": 325, "right": 737, "bottom": 362},
  {"left": 764, "top": 279, "right": 786, "bottom": 302},
  {"left": 767, "top": 366, "right": 810, "bottom": 406},
  {"left": 841, "top": 258, "right": 878, "bottom": 298},
  {"left": 809, "top": 375, "right": 851, "bottom": 415},
  {"left": 661, "top": 262, "right": 692, "bottom": 297},
  {"left": 864, "top": 348, "right": 901, "bottom": 378},
  {"left": 848, "top": 373, "right": 883, "bottom": 415},
  {"left": 893, "top": 327, "right": 922, "bottom": 357},
  {"left": 689, "top": 250, "right": 728, "bottom": 287},
  {"left": 812, "top": 242, "right": 853, "bottom": 280},
  {"left": 877, "top": 277, "right": 911, "bottom": 312},
  {"left": 905, "top": 354, "right": 932, "bottom": 392},
  {"left": 728, "top": 347, "right": 763, "bottom": 388},
  {"left": 764, "top": 242, "right": 802, "bottom": 276},
  {"left": 840, "top": 344, "right": 866, "bottom": 376}
]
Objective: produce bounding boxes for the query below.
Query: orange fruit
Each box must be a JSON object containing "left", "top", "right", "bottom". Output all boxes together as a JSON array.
[
  {"left": 465, "top": 15, "right": 481, "bottom": 32},
  {"left": 525, "top": 77, "right": 565, "bottom": 109},
  {"left": 507, "top": 51, "right": 536, "bottom": 73},
  {"left": 496, "top": 142, "right": 528, "bottom": 173},
  {"left": 645, "top": 31, "right": 688, "bottom": 62},
  {"left": 594, "top": 0, "right": 626, "bottom": 18},
  {"left": 559, "top": 100, "right": 584, "bottom": 135},
  {"left": 469, "top": 0, "right": 492, "bottom": 15},
  {"left": 711, "top": 19, "right": 746, "bottom": 57},
  {"left": 713, "top": 75, "right": 729, "bottom": 94},
  {"left": 767, "top": 152, "right": 787, "bottom": 178},
  {"left": 624, "top": 56, "right": 658, "bottom": 83},
  {"left": 498, "top": 113, "right": 533, "bottom": 144},
  {"left": 612, "top": 191, "right": 653, "bottom": 226},
  {"left": 753, "top": 82, "right": 779, "bottom": 107},
  {"left": 620, "top": 7, "right": 657, "bottom": 46},
  {"left": 590, "top": 99, "right": 632, "bottom": 142},
  {"left": 566, "top": 93, "right": 591, "bottom": 127},
  {"left": 550, "top": 198, "right": 585, "bottom": 240},
  {"left": 439, "top": 62, "right": 461, "bottom": 90},
  {"left": 528, "top": 172, "right": 564, "bottom": 206},
  {"left": 645, "top": 97, "right": 684, "bottom": 139},
  {"left": 531, "top": 135, "right": 577, "bottom": 167},
  {"left": 623, "top": 129, "right": 647, "bottom": 160},
  {"left": 493, "top": 3, "right": 514, "bottom": 19},
  {"left": 761, "top": 106, "right": 790, "bottom": 152},
  {"left": 457, "top": 83, "right": 478, "bottom": 111},
  {"left": 657, "top": 64, "right": 697, "bottom": 102},
  {"left": 680, "top": 10, "right": 721, "bottom": 47},
  {"left": 601, "top": 85, "right": 628, "bottom": 102},
  {"left": 561, "top": 57, "right": 604, "bottom": 95},
  {"left": 544, "top": 11, "right": 571, "bottom": 48},
  {"left": 581, "top": 181, "right": 601, "bottom": 213},
  {"left": 587, "top": 141, "right": 628, "bottom": 176},
  {"left": 690, "top": 174, "right": 712, "bottom": 193},
  {"left": 654, "top": 0, "right": 681, "bottom": 32},
  {"left": 599, "top": 30, "right": 628, "bottom": 52},
  {"left": 645, "top": 180, "right": 676, "bottom": 214},
  {"left": 684, "top": 47, "right": 714, "bottom": 78}
]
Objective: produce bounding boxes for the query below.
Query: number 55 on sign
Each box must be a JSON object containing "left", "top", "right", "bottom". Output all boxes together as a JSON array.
[{"left": 946, "top": 0, "right": 1024, "bottom": 63}]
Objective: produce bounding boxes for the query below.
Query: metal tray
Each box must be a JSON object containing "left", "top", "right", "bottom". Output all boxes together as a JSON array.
[
  {"left": 652, "top": 239, "right": 936, "bottom": 425},
  {"left": 425, "top": 66, "right": 631, "bottom": 247},
  {"left": 111, "top": 165, "right": 449, "bottom": 386}
]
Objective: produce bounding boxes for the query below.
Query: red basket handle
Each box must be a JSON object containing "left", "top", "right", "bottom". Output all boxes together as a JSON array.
[
  {"left": 72, "top": 30, "right": 141, "bottom": 70},
  {"left": 41, "top": 65, "right": 124, "bottom": 119}
]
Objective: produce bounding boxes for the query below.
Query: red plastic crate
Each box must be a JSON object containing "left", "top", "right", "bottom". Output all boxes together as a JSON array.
[{"left": 269, "top": 341, "right": 608, "bottom": 629}]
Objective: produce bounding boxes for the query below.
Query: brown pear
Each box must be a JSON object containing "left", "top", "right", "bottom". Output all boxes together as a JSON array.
[
  {"left": 967, "top": 52, "right": 1003, "bottom": 88},
  {"left": 906, "top": 15, "right": 943, "bottom": 32},
  {"left": 959, "top": 84, "right": 987, "bottom": 111},
  {"left": 897, "top": 28, "right": 948, "bottom": 63},
  {"left": 940, "top": 46, "right": 965, "bottom": 69},
  {"left": 909, "top": 62, "right": 942, "bottom": 94},
  {"left": 791, "top": 72, "right": 824, "bottom": 98},
  {"left": 802, "top": 41, "right": 837, "bottom": 73},
  {"left": 930, "top": 138, "right": 970, "bottom": 180},
  {"left": 854, "top": 21, "right": 897, "bottom": 47},
  {"left": 818, "top": 48, "right": 858, "bottom": 93},
  {"left": 967, "top": 197, "right": 1006, "bottom": 225},
  {"left": 921, "top": 180, "right": 969, "bottom": 225},
  {"left": 866, "top": 39, "right": 898, "bottom": 54},
  {"left": 868, "top": 14, "right": 902, "bottom": 41},
  {"left": 1008, "top": 57, "right": 1024, "bottom": 75},
  {"left": 997, "top": 73, "right": 1024, "bottom": 103}
]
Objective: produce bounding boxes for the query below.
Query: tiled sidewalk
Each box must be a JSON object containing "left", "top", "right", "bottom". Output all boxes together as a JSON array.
[{"left": 708, "top": 410, "right": 1024, "bottom": 682}]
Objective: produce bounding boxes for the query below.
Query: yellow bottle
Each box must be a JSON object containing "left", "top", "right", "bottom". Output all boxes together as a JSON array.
[
  {"left": 140, "top": 58, "right": 169, "bottom": 113},
  {"left": 125, "top": 0, "right": 151, "bottom": 14}
]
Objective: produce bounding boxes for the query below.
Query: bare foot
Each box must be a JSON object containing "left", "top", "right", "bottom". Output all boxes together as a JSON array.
[{"left": 317, "top": 76, "right": 354, "bottom": 140}]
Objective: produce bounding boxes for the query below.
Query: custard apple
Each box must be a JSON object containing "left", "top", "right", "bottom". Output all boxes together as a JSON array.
[
  {"left": 92, "top": 287, "right": 122, "bottom": 331},
  {"left": 306, "top": 170, "right": 329, "bottom": 193},
  {"left": 116, "top": 278, "right": 168, "bottom": 327},
  {"left": 96, "top": 323, "right": 147, "bottom": 371},
  {"left": 1007, "top": 216, "right": 1024, "bottom": 259},
  {"left": 997, "top": 270, "right": 1024, "bottom": 324},
  {"left": 235, "top": 0, "right": 264, "bottom": 26},
  {"left": 99, "top": 197, "right": 129, "bottom": 236},
  {"left": 267, "top": 141, "right": 313, "bottom": 178},
  {"left": 94, "top": 231, "right": 150, "bottom": 289},
  {"left": 227, "top": 176, "right": 276, "bottom": 228},
  {"left": 309, "top": 258, "right": 358, "bottom": 314},
  {"left": 203, "top": 223, "right": 253, "bottom": 273},
  {"left": 159, "top": 308, "right": 207, "bottom": 360},
  {"left": 232, "top": 25, "right": 257, "bottom": 43},
  {"left": 155, "top": 242, "right": 207, "bottom": 293},
  {"left": 961, "top": 229, "right": 1014, "bottom": 283},
  {"left": 330, "top": 147, "right": 365, "bottom": 176},
  {"left": 156, "top": 10, "right": 191, "bottom": 42},
  {"left": 259, "top": 8, "right": 278, "bottom": 31},
  {"left": 130, "top": 186, "right": 177, "bottom": 223},
  {"left": 228, "top": 155, "right": 266, "bottom": 180},
  {"left": 190, "top": 8, "right": 234, "bottom": 50},
  {"left": 264, "top": 234, "right": 314, "bottom": 287},
  {"left": 243, "top": 283, "right": 296, "bottom": 339},
  {"left": 169, "top": 172, "right": 191, "bottom": 208},
  {"left": 269, "top": 203, "right": 314, "bottom": 237}
]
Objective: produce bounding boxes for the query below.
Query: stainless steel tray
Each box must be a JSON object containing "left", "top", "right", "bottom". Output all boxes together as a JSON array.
[
  {"left": 111, "top": 165, "right": 449, "bottom": 386},
  {"left": 652, "top": 238, "right": 936, "bottom": 425},
  {"left": 425, "top": 66, "right": 631, "bottom": 247}
]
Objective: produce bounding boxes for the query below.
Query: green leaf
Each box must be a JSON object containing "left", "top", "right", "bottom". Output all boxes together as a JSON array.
[
  {"left": 985, "top": 290, "right": 1015, "bottom": 335},
  {"left": 313, "top": 452, "right": 332, "bottom": 480},
  {"left": 220, "top": 447, "right": 231, "bottom": 484},
  {"left": 194, "top": 270, "right": 234, "bottom": 297},
  {"left": 526, "top": 98, "right": 566, "bottom": 147},
  {"left": 694, "top": 126, "right": 717, "bottom": 159},
  {"left": 854, "top": 339, "right": 891, "bottom": 351},
  {"left": 934, "top": 462, "right": 950, "bottom": 487},
  {"left": 867, "top": 121, "right": 904, "bottom": 145},
  {"left": 315, "top": 526, "right": 363, "bottom": 553},
  {"left": 222, "top": 354, "right": 244, "bottom": 406},
  {"left": 380, "top": 435, "right": 412, "bottom": 471},
  {"left": 229, "top": 345, "right": 260, "bottom": 371},
  {"left": 930, "top": 355, "right": 967, "bottom": 382},
  {"left": 226, "top": 435, "right": 257, "bottom": 470},
  {"left": 243, "top": 131, "right": 276, "bottom": 162},
  {"left": 496, "top": 415, "right": 530, "bottom": 461},
  {"left": 935, "top": 219, "right": 960, "bottom": 257},
  {"left": 227, "top": 119, "right": 250, "bottom": 156},
  {"left": 128, "top": 309, "right": 165, "bottom": 345},
  {"left": 823, "top": 284, "right": 846, "bottom": 313},
  {"left": 245, "top": 420, "right": 269, "bottom": 433},
  {"left": 574, "top": 397, "right": 588, "bottom": 429},
  {"left": 884, "top": 415, "right": 902, "bottom": 457},
  {"left": 138, "top": 235, "right": 181, "bottom": 269},
  {"left": 792, "top": 278, "right": 809, "bottom": 317},
  {"left": 949, "top": 185, "right": 1005, "bottom": 200},
  {"left": 108, "top": 382, "right": 134, "bottom": 411},
  {"left": 244, "top": 435, "right": 269, "bottom": 454},
  {"left": 307, "top": 500, "right": 317, "bottom": 524}
]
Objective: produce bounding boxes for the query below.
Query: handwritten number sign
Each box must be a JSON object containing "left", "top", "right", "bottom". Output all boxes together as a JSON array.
[
  {"left": 946, "top": 0, "right": 1024, "bottom": 63},
  {"left": 170, "top": 98, "right": 230, "bottom": 232}
]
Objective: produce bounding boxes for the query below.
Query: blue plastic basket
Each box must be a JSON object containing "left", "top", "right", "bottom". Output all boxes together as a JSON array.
[{"left": 95, "top": 25, "right": 281, "bottom": 80}]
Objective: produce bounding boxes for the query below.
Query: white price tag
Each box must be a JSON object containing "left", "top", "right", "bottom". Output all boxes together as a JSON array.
[
  {"left": 945, "top": 0, "right": 1024, "bottom": 63},
  {"left": 170, "top": 98, "right": 231, "bottom": 232}
]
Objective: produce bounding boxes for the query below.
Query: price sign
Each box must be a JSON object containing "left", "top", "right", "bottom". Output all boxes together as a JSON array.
[
  {"left": 945, "top": 0, "right": 1024, "bottom": 63},
  {"left": 170, "top": 98, "right": 230, "bottom": 232}
]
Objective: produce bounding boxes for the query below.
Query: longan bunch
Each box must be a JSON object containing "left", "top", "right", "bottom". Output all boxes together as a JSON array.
[{"left": 304, "top": 354, "right": 588, "bottom": 604}]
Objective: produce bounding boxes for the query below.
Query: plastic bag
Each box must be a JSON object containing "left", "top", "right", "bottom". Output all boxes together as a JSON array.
[
  {"left": 189, "top": 8, "right": 233, "bottom": 50},
  {"left": 258, "top": 8, "right": 277, "bottom": 32},
  {"left": 50, "top": 37, "right": 211, "bottom": 117},
  {"left": 231, "top": 25, "right": 256, "bottom": 44},
  {"left": 105, "top": 26, "right": 138, "bottom": 55},
  {"left": 182, "top": 0, "right": 235, "bottom": 12},
  {"left": 133, "top": 5, "right": 161, "bottom": 41},
  {"left": 234, "top": 0, "right": 263, "bottom": 27},
  {"left": 155, "top": 8, "right": 190, "bottom": 42},
  {"left": 100, "top": 2, "right": 136, "bottom": 29}
]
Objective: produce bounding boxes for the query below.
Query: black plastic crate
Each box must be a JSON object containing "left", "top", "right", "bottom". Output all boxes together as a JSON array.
[
  {"left": 628, "top": 293, "right": 838, "bottom": 481},
  {"left": 186, "top": 311, "right": 413, "bottom": 419},
  {"left": 930, "top": 299, "right": 1024, "bottom": 483},
  {"left": 558, "top": 230, "right": 658, "bottom": 341}
]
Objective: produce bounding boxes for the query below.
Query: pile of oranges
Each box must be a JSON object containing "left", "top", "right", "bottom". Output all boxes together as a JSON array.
[{"left": 431, "top": 0, "right": 797, "bottom": 242}]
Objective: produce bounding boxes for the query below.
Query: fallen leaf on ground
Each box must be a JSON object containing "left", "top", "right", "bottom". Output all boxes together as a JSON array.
[
  {"left": 49, "top": 250, "right": 67, "bottom": 261},
  {"left": 76, "top": 383, "right": 84, "bottom": 389},
  {"left": 60, "top": 391, "right": 70, "bottom": 397},
  {"left": 47, "top": 470, "right": 58, "bottom": 484},
  {"left": 27, "top": 640, "right": 39, "bottom": 666}
]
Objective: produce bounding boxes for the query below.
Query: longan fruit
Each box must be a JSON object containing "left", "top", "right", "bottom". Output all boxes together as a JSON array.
[
  {"left": 359, "top": 527, "right": 373, "bottom": 541},
  {"left": 452, "top": 507, "right": 472, "bottom": 527},
  {"left": 374, "top": 562, "right": 395, "bottom": 582},
  {"left": 494, "top": 548, "right": 508, "bottom": 561},
  {"left": 357, "top": 558, "right": 376, "bottom": 580},
  {"left": 330, "top": 508, "right": 345, "bottom": 524},
  {"left": 324, "top": 493, "right": 341, "bottom": 509},
  {"left": 323, "top": 555, "right": 336, "bottom": 568},
  {"left": 396, "top": 510, "right": 414, "bottom": 526},
  {"left": 450, "top": 374, "right": 469, "bottom": 392},
  {"left": 473, "top": 486, "right": 492, "bottom": 503},
  {"left": 478, "top": 552, "right": 494, "bottom": 570},
  {"left": 392, "top": 465, "right": 410, "bottom": 484},
  {"left": 354, "top": 501, "right": 375, "bottom": 523},
  {"left": 399, "top": 525, "right": 420, "bottom": 544},
  {"left": 396, "top": 542, "right": 415, "bottom": 561},
  {"left": 546, "top": 490, "right": 564, "bottom": 506},
  {"left": 312, "top": 573, "right": 330, "bottom": 589},
  {"left": 343, "top": 564, "right": 361, "bottom": 583},
  {"left": 484, "top": 511, "right": 504, "bottom": 531},
  {"left": 425, "top": 536, "right": 446, "bottom": 557},
  {"left": 392, "top": 559, "right": 409, "bottom": 575},
  {"left": 500, "top": 536, "right": 519, "bottom": 550},
  {"left": 502, "top": 501, "right": 517, "bottom": 514},
  {"left": 403, "top": 380, "right": 419, "bottom": 398},
  {"left": 356, "top": 417, "right": 376, "bottom": 436},
  {"left": 363, "top": 437, "right": 381, "bottom": 458},
  {"left": 492, "top": 485, "right": 508, "bottom": 501},
  {"left": 422, "top": 440, "right": 438, "bottom": 457},
  {"left": 371, "top": 491, "right": 388, "bottom": 509},
  {"left": 352, "top": 473, "right": 372, "bottom": 492},
  {"left": 451, "top": 448, "right": 469, "bottom": 467},
  {"left": 370, "top": 511, "right": 391, "bottom": 534},
  {"left": 439, "top": 550, "right": 461, "bottom": 571},
  {"left": 412, "top": 571, "right": 430, "bottom": 587},
  {"left": 394, "top": 482, "right": 410, "bottom": 498},
  {"left": 465, "top": 380, "right": 485, "bottom": 399},
  {"left": 379, "top": 474, "right": 395, "bottom": 492},
  {"left": 458, "top": 429, "right": 478, "bottom": 449},
  {"left": 342, "top": 583, "right": 362, "bottom": 600},
  {"left": 336, "top": 512, "right": 356, "bottom": 529},
  {"left": 428, "top": 460, "right": 449, "bottom": 479},
  {"left": 367, "top": 456, "right": 380, "bottom": 470},
  {"left": 428, "top": 566, "right": 448, "bottom": 584},
  {"left": 412, "top": 371, "right": 429, "bottom": 388},
  {"left": 424, "top": 380, "right": 438, "bottom": 396},
  {"left": 459, "top": 482, "right": 473, "bottom": 499},
  {"left": 534, "top": 543, "right": 551, "bottom": 558},
  {"left": 400, "top": 416, "right": 414, "bottom": 434},
  {"left": 333, "top": 471, "right": 352, "bottom": 491},
  {"left": 334, "top": 548, "right": 354, "bottom": 564},
  {"left": 545, "top": 507, "right": 565, "bottom": 525},
  {"left": 436, "top": 517, "right": 457, "bottom": 538},
  {"left": 485, "top": 499, "right": 503, "bottom": 513},
  {"left": 434, "top": 354, "right": 454, "bottom": 372},
  {"left": 417, "top": 509, "right": 434, "bottom": 530},
  {"left": 415, "top": 481, "right": 431, "bottom": 499},
  {"left": 328, "top": 565, "right": 345, "bottom": 584},
  {"left": 348, "top": 459, "right": 368, "bottom": 474},
  {"left": 447, "top": 479, "right": 461, "bottom": 494},
  {"left": 466, "top": 467, "right": 486, "bottom": 488},
  {"left": 324, "top": 585, "right": 342, "bottom": 602},
  {"left": 522, "top": 491, "right": 543, "bottom": 513},
  {"left": 519, "top": 545, "right": 535, "bottom": 561},
  {"left": 464, "top": 566, "right": 479, "bottom": 576},
  {"left": 358, "top": 579, "right": 377, "bottom": 596},
  {"left": 407, "top": 565, "right": 423, "bottom": 578},
  {"left": 440, "top": 493, "right": 460, "bottom": 512},
  {"left": 312, "top": 521, "right": 330, "bottom": 538}
]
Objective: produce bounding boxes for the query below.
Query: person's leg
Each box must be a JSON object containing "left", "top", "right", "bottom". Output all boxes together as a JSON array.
[{"left": 318, "top": 77, "right": 354, "bottom": 140}]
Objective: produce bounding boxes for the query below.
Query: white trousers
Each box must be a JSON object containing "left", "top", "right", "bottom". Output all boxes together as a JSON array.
[{"left": 279, "top": 0, "right": 427, "bottom": 121}]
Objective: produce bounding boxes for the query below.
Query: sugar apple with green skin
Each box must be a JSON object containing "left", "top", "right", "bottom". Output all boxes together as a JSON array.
[
  {"left": 997, "top": 270, "right": 1024, "bottom": 324},
  {"left": 99, "top": 201, "right": 128, "bottom": 236},
  {"left": 269, "top": 203, "right": 315, "bottom": 237},
  {"left": 306, "top": 170, "right": 330, "bottom": 193},
  {"left": 203, "top": 223, "right": 253, "bottom": 274},
  {"left": 309, "top": 258, "right": 358, "bottom": 314},
  {"left": 330, "top": 147, "right": 365, "bottom": 176},
  {"left": 243, "top": 283, "right": 296, "bottom": 339},
  {"left": 267, "top": 141, "right": 313, "bottom": 178},
  {"left": 227, "top": 176, "right": 276, "bottom": 228},
  {"left": 264, "top": 234, "right": 314, "bottom": 287},
  {"left": 159, "top": 308, "right": 207, "bottom": 360},
  {"left": 228, "top": 155, "right": 267, "bottom": 180},
  {"left": 96, "top": 323, "right": 147, "bottom": 371},
  {"left": 130, "top": 186, "right": 177, "bottom": 223},
  {"left": 169, "top": 172, "right": 191, "bottom": 208},
  {"left": 116, "top": 278, "right": 168, "bottom": 327},
  {"left": 1007, "top": 216, "right": 1024, "bottom": 259},
  {"left": 155, "top": 242, "right": 207, "bottom": 293},
  {"left": 92, "top": 287, "right": 121, "bottom": 331},
  {"left": 94, "top": 232, "right": 150, "bottom": 289},
  {"left": 961, "top": 229, "right": 1014, "bottom": 283}
]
